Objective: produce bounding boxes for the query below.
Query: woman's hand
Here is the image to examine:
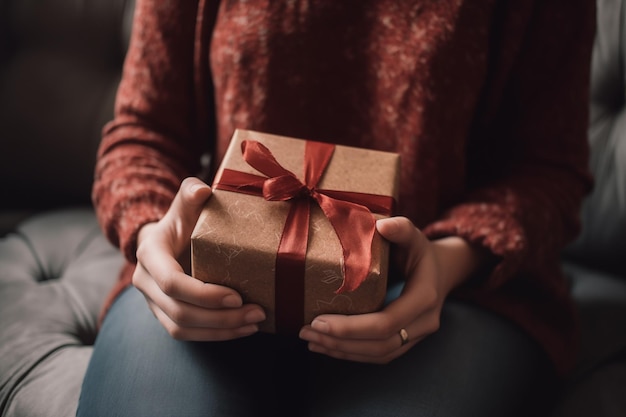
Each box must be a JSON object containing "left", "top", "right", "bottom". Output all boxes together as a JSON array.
[
  {"left": 132, "top": 177, "right": 266, "bottom": 341},
  {"left": 299, "top": 216, "right": 489, "bottom": 364}
]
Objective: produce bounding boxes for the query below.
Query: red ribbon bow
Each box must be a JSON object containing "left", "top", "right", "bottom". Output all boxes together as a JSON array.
[{"left": 215, "top": 139, "right": 394, "bottom": 334}]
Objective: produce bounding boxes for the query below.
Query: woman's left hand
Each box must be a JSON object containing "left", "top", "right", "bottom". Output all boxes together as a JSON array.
[{"left": 299, "top": 216, "right": 488, "bottom": 364}]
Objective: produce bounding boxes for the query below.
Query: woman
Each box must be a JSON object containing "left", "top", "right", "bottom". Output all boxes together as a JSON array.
[{"left": 78, "top": 0, "right": 596, "bottom": 416}]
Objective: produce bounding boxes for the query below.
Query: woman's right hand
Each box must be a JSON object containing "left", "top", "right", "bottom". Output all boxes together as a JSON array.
[{"left": 132, "top": 177, "right": 266, "bottom": 341}]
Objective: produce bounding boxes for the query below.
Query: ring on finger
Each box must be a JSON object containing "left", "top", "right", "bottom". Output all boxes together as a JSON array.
[{"left": 398, "top": 328, "right": 409, "bottom": 346}]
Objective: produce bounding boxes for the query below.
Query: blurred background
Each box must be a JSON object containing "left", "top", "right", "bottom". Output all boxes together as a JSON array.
[{"left": 0, "top": 0, "right": 135, "bottom": 233}]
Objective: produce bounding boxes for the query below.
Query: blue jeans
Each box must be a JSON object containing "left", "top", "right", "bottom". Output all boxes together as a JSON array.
[{"left": 77, "top": 284, "right": 551, "bottom": 417}]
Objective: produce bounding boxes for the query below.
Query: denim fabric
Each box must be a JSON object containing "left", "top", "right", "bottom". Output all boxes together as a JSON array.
[{"left": 77, "top": 284, "right": 548, "bottom": 417}]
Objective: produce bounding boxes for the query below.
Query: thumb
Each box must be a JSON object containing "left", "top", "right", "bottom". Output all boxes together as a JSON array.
[
  {"left": 163, "top": 177, "right": 212, "bottom": 247},
  {"left": 376, "top": 216, "right": 431, "bottom": 284},
  {"left": 375, "top": 216, "right": 422, "bottom": 249}
]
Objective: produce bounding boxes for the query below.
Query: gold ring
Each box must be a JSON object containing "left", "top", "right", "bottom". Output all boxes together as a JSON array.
[{"left": 399, "top": 328, "right": 409, "bottom": 346}]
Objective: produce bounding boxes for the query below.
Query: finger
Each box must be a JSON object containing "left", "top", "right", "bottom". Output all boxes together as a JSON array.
[
  {"left": 306, "top": 341, "right": 418, "bottom": 364},
  {"left": 299, "top": 324, "right": 398, "bottom": 357},
  {"left": 134, "top": 250, "right": 243, "bottom": 309},
  {"left": 304, "top": 312, "right": 397, "bottom": 341},
  {"left": 146, "top": 298, "right": 260, "bottom": 341},
  {"left": 135, "top": 265, "right": 265, "bottom": 328},
  {"left": 376, "top": 215, "right": 441, "bottom": 303},
  {"left": 305, "top": 281, "right": 440, "bottom": 341},
  {"left": 163, "top": 177, "right": 212, "bottom": 255},
  {"left": 300, "top": 316, "right": 433, "bottom": 363},
  {"left": 376, "top": 216, "right": 422, "bottom": 249},
  {"left": 305, "top": 335, "right": 420, "bottom": 364},
  {"left": 376, "top": 216, "right": 428, "bottom": 278},
  {"left": 299, "top": 284, "right": 441, "bottom": 362}
]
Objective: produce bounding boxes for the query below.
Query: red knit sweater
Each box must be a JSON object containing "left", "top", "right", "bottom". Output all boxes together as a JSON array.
[{"left": 93, "top": 0, "right": 596, "bottom": 376}]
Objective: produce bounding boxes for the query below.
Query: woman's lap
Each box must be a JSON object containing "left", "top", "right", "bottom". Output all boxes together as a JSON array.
[{"left": 77, "top": 284, "right": 549, "bottom": 417}]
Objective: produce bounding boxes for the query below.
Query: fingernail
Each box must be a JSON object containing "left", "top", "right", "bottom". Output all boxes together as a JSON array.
[
  {"left": 237, "top": 324, "right": 259, "bottom": 336},
  {"left": 311, "top": 319, "right": 329, "bottom": 333},
  {"left": 309, "top": 345, "right": 323, "bottom": 353},
  {"left": 244, "top": 309, "right": 266, "bottom": 324},
  {"left": 191, "top": 180, "right": 210, "bottom": 193},
  {"left": 299, "top": 328, "right": 312, "bottom": 340},
  {"left": 222, "top": 294, "right": 242, "bottom": 308}
]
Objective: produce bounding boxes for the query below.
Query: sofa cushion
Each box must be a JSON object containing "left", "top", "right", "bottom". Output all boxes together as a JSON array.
[{"left": 0, "top": 209, "right": 123, "bottom": 417}]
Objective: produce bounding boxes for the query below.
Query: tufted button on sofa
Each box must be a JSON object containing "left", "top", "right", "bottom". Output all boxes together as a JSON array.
[{"left": 0, "top": 0, "right": 625, "bottom": 416}]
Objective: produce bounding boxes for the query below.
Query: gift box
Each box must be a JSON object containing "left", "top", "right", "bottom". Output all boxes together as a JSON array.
[{"left": 191, "top": 129, "right": 400, "bottom": 335}]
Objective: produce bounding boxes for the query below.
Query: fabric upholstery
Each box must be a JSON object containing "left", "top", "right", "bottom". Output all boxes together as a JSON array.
[
  {"left": 0, "top": 1, "right": 134, "bottom": 415},
  {"left": 0, "top": 209, "right": 123, "bottom": 417}
]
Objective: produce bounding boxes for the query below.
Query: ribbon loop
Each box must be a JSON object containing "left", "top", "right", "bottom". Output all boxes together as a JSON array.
[
  {"left": 262, "top": 174, "right": 308, "bottom": 201},
  {"left": 241, "top": 140, "right": 297, "bottom": 179}
]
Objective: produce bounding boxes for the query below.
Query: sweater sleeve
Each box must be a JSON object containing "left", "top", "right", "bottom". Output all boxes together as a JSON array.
[
  {"left": 424, "top": 0, "right": 596, "bottom": 291},
  {"left": 92, "top": 0, "right": 211, "bottom": 263},
  {"left": 423, "top": 1, "right": 596, "bottom": 375}
]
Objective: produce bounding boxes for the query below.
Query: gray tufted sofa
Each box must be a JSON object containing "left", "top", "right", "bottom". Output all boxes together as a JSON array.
[
  {"left": 0, "top": 0, "right": 133, "bottom": 415},
  {"left": 0, "top": 0, "right": 625, "bottom": 416}
]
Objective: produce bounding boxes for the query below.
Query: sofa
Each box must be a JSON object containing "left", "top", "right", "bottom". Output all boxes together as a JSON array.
[
  {"left": 0, "top": 0, "right": 134, "bottom": 415},
  {"left": 0, "top": 0, "right": 624, "bottom": 416}
]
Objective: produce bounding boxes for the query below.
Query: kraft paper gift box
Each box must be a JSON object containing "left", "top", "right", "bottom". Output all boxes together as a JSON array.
[{"left": 191, "top": 129, "right": 400, "bottom": 335}]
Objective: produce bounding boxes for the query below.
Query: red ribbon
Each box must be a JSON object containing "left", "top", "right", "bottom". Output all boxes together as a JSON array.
[{"left": 215, "top": 139, "right": 394, "bottom": 335}]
